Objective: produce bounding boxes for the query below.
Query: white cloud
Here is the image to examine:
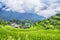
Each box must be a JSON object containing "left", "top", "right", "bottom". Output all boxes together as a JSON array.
[
  {"left": 37, "top": 9, "right": 57, "bottom": 18},
  {"left": 0, "top": 0, "right": 60, "bottom": 18}
]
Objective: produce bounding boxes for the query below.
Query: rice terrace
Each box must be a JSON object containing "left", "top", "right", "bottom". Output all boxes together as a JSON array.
[{"left": 0, "top": 0, "right": 60, "bottom": 40}]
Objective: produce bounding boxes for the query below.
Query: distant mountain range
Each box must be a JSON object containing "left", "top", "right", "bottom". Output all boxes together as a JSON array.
[{"left": 0, "top": 9, "right": 45, "bottom": 21}]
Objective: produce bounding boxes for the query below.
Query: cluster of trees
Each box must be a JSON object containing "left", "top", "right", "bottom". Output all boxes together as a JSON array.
[
  {"left": 0, "top": 14, "right": 60, "bottom": 29},
  {"left": 0, "top": 20, "right": 10, "bottom": 25},
  {"left": 0, "top": 19, "right": 34, "bottom": 28}
]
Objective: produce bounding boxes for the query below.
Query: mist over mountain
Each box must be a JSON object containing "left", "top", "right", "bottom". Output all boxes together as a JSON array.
[
  {"left": 0, "top": 2, "right": 45, "bottom": 21},
  {"left": 0, "top": 0, "right": 60, "bottom": 18},
  {"left": 0, "top": 0, "right": 60, "bottom": 21}
]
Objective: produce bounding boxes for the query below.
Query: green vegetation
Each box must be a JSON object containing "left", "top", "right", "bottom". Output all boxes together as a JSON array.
[
  {"left": 0, "top": 14, "right": 60, "bottom": 40},
  {"left": 34, "top": 14, "right": 60, "bottom": 30}
]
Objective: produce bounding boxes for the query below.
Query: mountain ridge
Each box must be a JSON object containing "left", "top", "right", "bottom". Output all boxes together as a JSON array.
[{"left": 0, "top": 10, "right": 45, "bottom": 21}]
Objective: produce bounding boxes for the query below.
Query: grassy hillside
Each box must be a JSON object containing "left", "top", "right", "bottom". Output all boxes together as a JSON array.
[
  {"left": 0, "top": 14, "right": 60, "bottom": 40},
  {"left": 34, "top": 14, "right": 60, "bottom": 30}
]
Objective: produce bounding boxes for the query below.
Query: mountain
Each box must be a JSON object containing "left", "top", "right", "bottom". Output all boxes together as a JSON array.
[{"left": 0, "top": 9, "right": 45, "bottom": 21}]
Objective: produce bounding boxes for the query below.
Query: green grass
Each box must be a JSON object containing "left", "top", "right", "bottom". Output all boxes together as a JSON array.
[{"left": 0, "top": 25, "right": 60, "bottom": 40}]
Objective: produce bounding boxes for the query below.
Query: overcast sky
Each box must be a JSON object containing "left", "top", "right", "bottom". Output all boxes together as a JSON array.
[{"left": 0, "top": 0, "right": 60, "bottom": 18}]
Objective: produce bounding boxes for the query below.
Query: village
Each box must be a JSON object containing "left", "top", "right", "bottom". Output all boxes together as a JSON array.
[{"left": 9, "top": 20, "right": 33, "bottom": 28}]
